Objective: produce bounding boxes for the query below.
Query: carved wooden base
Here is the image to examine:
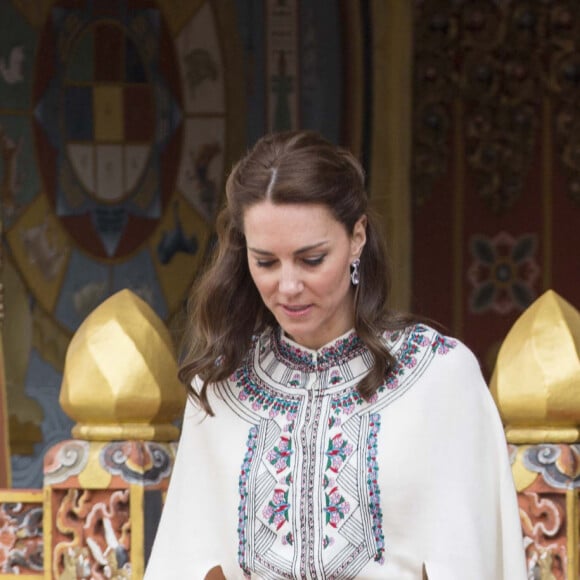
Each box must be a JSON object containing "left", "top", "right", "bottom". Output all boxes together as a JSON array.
[
  {"left": 43, "top": 439, "right": 176, "bottom": 579},
  {"left": 511, "top": 443, "right": 580, "bottom": 579}
]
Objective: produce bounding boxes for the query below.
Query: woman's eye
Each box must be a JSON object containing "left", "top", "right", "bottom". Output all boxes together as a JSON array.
[
  {"left": 303, "top": 255, "right": 325, "bottom": 266},
  {"left": 256, "top": 260, "right": 276, "bottom": 268}
]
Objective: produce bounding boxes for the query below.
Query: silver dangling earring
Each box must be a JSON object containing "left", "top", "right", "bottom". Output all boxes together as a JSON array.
[{"left": 350, "top": 258, "right": 360, "bottom": 286}]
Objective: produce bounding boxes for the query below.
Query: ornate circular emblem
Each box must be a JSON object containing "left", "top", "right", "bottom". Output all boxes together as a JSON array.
[{"left": 34, "top": 5, "right": 182, "bottom": 260}]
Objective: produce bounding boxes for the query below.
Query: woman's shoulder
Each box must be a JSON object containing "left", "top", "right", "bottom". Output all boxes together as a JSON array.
[
  {"left": 382, "top": 322, "right": 482, "bottom": 377},
  {"left": 381, "top": 321, "right": 458, "bottom": 352}
]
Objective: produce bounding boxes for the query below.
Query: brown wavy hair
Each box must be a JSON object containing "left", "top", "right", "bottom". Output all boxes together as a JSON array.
[{"left": 179, "top": 130, "right": 411, "bottom": 414}]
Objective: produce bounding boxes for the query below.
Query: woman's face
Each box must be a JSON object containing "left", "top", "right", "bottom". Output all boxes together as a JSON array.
[{"left": 244, "top": 201, "right": 366, "bottom": 350}]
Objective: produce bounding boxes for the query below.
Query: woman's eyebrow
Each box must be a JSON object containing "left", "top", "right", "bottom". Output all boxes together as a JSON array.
[{"left": 247, "top": 241, "right": 328, "bottom": 256}]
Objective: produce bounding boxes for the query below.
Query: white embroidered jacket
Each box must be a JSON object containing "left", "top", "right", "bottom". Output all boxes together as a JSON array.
[{"left": 145, "top": 324, "right": 527, "bottom": 579}]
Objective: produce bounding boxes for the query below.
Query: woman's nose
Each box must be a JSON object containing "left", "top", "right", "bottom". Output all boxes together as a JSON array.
[{"left": 278, "top": 266, "right": 303, "bottom": 295}]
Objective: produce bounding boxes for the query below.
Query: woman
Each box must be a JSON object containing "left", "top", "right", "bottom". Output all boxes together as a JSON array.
[{"left": 145, "top": 131, "right": 527, "bottom": 579}]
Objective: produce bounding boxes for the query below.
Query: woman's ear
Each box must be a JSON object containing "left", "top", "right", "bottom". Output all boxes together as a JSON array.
[{"left": 351, "top": 214, "right": 367, "bottom": 259}]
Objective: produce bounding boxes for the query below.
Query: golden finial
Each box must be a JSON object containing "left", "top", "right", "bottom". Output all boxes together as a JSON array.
[
  {"left": 60, "top": 289, "right": 186, "bottom": 441},
  {"left": 490, "top": 289, "right": 580, "bottom": 444}
]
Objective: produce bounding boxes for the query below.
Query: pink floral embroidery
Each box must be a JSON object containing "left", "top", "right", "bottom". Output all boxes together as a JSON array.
[
  {"left": 324, "top": 486, "right": 350, "bottom": 528},
  {"left": 233, "top": 366, "right": 300, "bottom": 417},
  {"left": 325, "top": 433, "right": 354, "bottom": 473},
  {"left": 431, "top": 334, "right": 457, "bottom": 354},
  {"left": 329, "top": 369, "right": 343, "bottom": 384},
  {"left": 263, "top": 488, "right": 291, "bottom": 530},
  {"left": 328, "top": 415, "right": 341, "bottom": 429},
  {"left": 289, "top": 372, "right": 301, "bottom": 387},
  {"left": 266, "top": 436, "right": 293, "bottom": 473},
  {"left": 281, "top": 532, "right": 294, "bottom": 546},
  {"left": 322, "top": 432, "right": 353, "bottom": 530}
]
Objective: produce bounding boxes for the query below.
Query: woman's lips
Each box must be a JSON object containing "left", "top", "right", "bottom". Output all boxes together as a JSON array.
[{"left": 280, "top": 304, "right": 312, "bottom": 318}]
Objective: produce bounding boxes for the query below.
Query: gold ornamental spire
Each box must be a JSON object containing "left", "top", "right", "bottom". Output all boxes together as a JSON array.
[
  {"left": 490, "top": 289, "right": 580, "bottom": 444},
  {"left": 60, "top": 289, "right": 186, "bottom": 441}
]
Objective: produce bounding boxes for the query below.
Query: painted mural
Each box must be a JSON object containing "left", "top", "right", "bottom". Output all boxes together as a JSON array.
[{"left": 0, "top": 0, "right": 233, "bottom": 488}]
